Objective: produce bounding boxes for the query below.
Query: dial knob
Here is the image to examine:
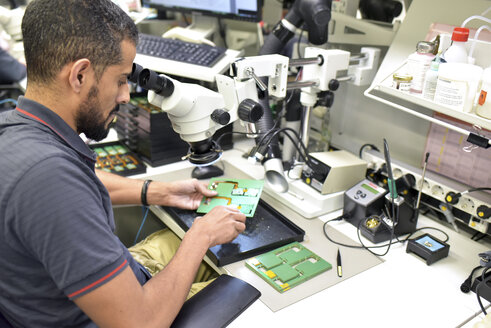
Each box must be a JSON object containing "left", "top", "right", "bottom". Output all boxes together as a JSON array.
[
  {"left": 328, "top": 79, "right": 340, "bottom": 91},
  {"left": 238, "top": 98, "right": 264, "bottom": 123},
  {"left": 211, "top": 109, "right": 230, "bottom": 125}
]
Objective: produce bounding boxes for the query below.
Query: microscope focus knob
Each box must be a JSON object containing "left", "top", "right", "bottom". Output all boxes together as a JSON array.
[
  {"left": 211, "top": 109, "right": 231, "bottom": 125},
  {"left": 238, "top": 98, "right": 264, "bottom": 123},
  {"left": 328, "top": 79, "right": 340, "bottom": 91}
]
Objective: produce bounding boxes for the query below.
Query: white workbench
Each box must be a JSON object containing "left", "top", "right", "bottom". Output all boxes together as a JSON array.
[{"left": 124, "top": 137, "right": 490, "bottom": 328}]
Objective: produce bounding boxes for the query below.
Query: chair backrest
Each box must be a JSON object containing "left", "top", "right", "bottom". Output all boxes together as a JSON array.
[{"left": 171, "top": 274, "right": 261, "bottom": 328}]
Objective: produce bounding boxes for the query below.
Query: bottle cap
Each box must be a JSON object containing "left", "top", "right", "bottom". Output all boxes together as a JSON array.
[
  {"left": 451, "top": 27, "right": 469, "bottom": 42},
  {"left": 416, "top": 41, "right": 436, "bottom": 54}
]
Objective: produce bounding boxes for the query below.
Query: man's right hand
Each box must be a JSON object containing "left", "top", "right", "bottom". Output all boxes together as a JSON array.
[{"left": 190, "top": 206, "right": 247, "bottom": 247}]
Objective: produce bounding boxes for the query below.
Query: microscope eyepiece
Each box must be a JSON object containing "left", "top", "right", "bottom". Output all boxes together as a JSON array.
[
  {"left": 138, "top": 68, "right": 175, "bottom": 97},
  {"left": 128, "top": 63, "right": 143, "bottom": 83}
]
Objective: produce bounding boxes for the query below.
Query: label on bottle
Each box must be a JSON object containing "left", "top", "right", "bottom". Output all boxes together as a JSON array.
[
  {"left": 406, "top": 55, "right": 433, "bottom": 94},
  {"left": 423, "top": 79, "right": 438, "bottom": 100},
  {"left": 434, "top": 77, "right": 467, "bottom": 110},
  {"left": 392, "top": 80, "right": 411, "bottom": 92}
]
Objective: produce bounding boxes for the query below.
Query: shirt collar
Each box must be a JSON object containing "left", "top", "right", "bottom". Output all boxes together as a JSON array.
[{"left": 16, "top": 96, "right": 97, "bottom": 162}]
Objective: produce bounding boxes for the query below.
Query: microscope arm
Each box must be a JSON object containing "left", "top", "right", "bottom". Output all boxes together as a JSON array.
[{"left": 252, "top": 0, "right": 333, "bottom": 193}]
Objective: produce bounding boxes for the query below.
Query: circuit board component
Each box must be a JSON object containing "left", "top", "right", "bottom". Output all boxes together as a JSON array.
[
  {"left": 196, "top": 178, "right": 264, "bottom": 217},
  {"left": 246, "top": 242, "right": 331, "bottom": 293},
  {"left": 91, "top": 142, "right": 146, "bottom": 176}
]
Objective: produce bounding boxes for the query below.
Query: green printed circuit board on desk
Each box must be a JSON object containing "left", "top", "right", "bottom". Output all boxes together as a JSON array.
[
  {"left": 246, "top": 242, "right": 332, "bottom": 293},
  {"left": 91, "top": 142, "right": 146, "bottom": 177},
  {"left": 196, "top": 178, "right": 264, "bottom": 217}
]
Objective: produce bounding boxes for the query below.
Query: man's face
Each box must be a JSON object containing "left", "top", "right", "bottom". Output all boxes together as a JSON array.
[{"left": 75, "top": 40, "right": 136, "bottom": 141}]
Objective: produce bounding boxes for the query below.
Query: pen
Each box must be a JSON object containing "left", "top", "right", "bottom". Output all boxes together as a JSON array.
[{"left": 337, "top": 249, "right": 342, "bottom": 278}]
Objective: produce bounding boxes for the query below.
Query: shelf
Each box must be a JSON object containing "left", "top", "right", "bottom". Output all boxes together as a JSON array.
[
  {"left": 364, "top": 32, "right": 491, "bottom": 148},
  {"left": 365, "top": 60, "right": 491, "bottom": 148},
  {"left": 376, "top": 77, "right": 491, "bottom": 131}
]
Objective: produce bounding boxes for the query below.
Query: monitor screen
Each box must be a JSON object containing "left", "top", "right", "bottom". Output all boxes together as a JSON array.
[{"left": 142, "top": 0, "right": 262, "bottom": 22}]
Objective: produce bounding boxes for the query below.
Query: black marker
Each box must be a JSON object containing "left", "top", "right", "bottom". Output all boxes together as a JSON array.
[{"left": 337, "top": 249, "right": 342, "bottom": 277}]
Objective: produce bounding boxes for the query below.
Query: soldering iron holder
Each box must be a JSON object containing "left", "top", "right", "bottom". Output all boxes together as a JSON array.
[{"left": 360, "top": 194, "right": 418, "bottom": 244}]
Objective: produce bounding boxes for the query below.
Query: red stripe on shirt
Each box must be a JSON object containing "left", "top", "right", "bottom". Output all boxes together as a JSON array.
[
  {"left": 16, "top": 107, "right": 68, "bottom": 143},
  {"left": 68, "top": 260, "right": 128, "bottom": 299},
  {"left": 16, "top": 107, "right": 54, "bottom": 130}
]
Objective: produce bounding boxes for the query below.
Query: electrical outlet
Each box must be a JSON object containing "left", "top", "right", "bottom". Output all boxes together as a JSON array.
[
  {"left": 361, "top": 149, "right": 491, "bottom": 234},
  {"left": 469, "top": 217, "right": 489, "bottom": 234}
]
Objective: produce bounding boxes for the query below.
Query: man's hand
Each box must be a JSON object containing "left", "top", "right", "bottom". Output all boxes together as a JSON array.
[
  {"left": 148, "top": 179, "right": 217, "bottom": 210},
  {"left": 190, "top": 206, "right": 247, "bottom": 247}
]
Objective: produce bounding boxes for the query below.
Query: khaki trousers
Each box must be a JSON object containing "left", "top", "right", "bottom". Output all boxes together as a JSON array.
[{"left": 129, "top": 229, "right": 217, "bottom": 300}]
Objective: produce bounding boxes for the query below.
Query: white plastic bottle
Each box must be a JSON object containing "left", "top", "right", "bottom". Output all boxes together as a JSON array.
[
  {"left": 443, "top": 27, "right": 469, "bottom": 63},
  {"left": 434, "top": 63, "right": 483, "bottom": 113},
  {"left": 406, "top": 41, "right": 436, "bottom": 94},
  {"left": 422, "top": 60, "right": 440, "bottom": 100}
]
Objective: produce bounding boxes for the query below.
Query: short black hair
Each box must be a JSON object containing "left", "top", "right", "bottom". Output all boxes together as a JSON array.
[{"left": 22, "top": 0, "right": 139, "bottom": 84}]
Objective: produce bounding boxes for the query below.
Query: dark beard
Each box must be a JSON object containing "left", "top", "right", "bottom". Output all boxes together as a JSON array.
[{"left": 75, "top": 86, "right": 118, "bottom": 141}]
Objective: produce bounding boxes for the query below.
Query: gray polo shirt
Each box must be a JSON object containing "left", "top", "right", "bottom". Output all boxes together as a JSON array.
[{"left": 0, "top": 97, "right": 148, "bottom": 327}]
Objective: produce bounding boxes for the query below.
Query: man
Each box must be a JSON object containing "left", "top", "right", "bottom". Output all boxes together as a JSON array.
[{"left": 0, "top": 0, "right": 246, "bottom": 327}]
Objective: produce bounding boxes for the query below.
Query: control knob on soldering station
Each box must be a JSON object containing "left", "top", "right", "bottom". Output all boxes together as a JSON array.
[{"left": 238, "top": 98, "right": 264, "bottom": 123}]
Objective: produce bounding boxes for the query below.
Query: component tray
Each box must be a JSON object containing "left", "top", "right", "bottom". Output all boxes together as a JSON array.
[
  {"left": 162, "top": 200, "right": 305, "bottom": 267},
  {"left": 90, "top": 141, "right": 146, "bottom": 177}
]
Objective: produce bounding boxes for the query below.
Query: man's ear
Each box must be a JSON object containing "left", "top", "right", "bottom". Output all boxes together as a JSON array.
[{"left": 68, "top": 59, "right": 92, "bottom": 93}]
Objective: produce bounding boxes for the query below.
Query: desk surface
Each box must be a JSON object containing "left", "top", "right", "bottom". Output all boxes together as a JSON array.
[{"left": 130, "top": 142, "right": 490, "bottom": 328}]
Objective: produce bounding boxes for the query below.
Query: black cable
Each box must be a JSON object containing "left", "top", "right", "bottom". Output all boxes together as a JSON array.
[
  {"left": 257, "top": 127, "right": 308, "bottom": 159},
  {"left": 358, "top": 143, "right": 380, "bottom": 158},
  {"left": 322, "top": 218, "right": 450, "bottom": 255},
  {"left": 477, "top": 267, "right": 491, "bottom": 315},
  {"left": 257, "top": 127, "right": 315, "bottom": 168},
  {"left": 356, "top": 215, "right": 396, "bottom": 257},
  {"left": 472, "top": 231, "right": 482, "bottom": 241},
  {"left": 474, "top": 233, "right": 488, "bottom": 242},
  {"left": 297, "top": 29, "right": 304, "bottom": 59},
  {"left": 467, "top": 187, "right": 491, "bottom": 193},
  {"left": 461, "top": 265, "right": 483, "bottom": 293},
  {"left": 452, "top": 187, "right": 491, "bottom": 202},
  {"left": 215, "top": 131, "right": 259, "bottom": 147}
]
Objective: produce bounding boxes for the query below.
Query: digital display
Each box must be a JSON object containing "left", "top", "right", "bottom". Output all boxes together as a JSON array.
[{"left": 361, "top": 183, "right": 379, "bottom": 195}]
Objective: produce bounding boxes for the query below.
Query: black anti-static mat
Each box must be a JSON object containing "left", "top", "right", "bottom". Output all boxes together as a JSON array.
[{"left": 162, "top": 199, "right": 305, "bottom": 266}]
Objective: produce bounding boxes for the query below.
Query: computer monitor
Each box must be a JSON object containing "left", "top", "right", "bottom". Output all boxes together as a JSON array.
[{"left": 142, "top": 0, "right": 262, "bottom": 22}]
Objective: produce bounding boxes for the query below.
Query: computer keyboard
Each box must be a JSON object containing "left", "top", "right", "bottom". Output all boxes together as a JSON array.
[{"left": 136, "top": 33, "right": 227, "bottom": 68}]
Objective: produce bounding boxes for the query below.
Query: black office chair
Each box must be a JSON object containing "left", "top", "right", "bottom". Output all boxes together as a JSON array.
[{"left": 0, "top": 274, "right": 260, "bottom": 328}]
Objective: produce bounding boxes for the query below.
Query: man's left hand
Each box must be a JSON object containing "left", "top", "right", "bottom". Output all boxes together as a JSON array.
[{"left": 147, "top": 179, "right": 217, "bottom": 210}]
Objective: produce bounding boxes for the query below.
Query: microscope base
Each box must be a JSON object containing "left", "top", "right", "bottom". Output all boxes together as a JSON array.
[{"left": 264, "top": 177, "right": 344, "bottom": 219}]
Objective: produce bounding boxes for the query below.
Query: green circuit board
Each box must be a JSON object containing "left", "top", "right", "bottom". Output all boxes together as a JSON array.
[
  {"left": 196, "top": 178, "right": 264, "bottom": 217},
  {"left": 246, "top": 242, "right": 332, "bottom": 293}
]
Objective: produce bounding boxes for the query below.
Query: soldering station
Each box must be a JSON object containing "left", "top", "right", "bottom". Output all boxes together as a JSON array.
[{"left": 1, "top": 0, "right": 491, "bottom": 326}]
